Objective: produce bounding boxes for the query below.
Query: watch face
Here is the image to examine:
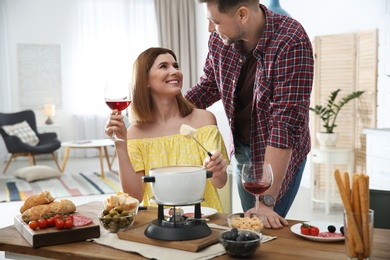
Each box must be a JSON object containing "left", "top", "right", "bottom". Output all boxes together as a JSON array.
[{"left": 263, "top": 195, "right": 275, "bottom": 206}]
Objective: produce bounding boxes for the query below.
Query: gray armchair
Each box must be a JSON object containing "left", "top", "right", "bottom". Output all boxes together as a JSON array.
[{"left": 0, "top": 110, "right": 61, "bottom": 173}]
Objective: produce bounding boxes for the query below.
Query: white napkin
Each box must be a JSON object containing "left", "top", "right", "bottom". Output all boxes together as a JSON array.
[{"left": 92, "top": 233, "right": 226, "bottom": 260}]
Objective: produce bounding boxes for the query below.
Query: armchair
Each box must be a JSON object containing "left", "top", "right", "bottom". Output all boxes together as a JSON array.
[{"left": 0, "top": 110, "right": 61, "bottom": 173}]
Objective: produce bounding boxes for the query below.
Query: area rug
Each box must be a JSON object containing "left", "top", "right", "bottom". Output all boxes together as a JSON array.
[{"left": 0, "top": 171, "right": 120, "bottom": 202}]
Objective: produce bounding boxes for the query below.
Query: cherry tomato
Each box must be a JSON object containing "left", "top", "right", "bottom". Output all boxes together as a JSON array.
[
  {"left": 38, "top": 219, "right": 48, "bottom": 229},
  {"left": 55, "top": 219, "right": 65, "bottom": 230},
  {"left": 300, "top": 223, "right": 310, "bottom": 235},
  {"left": 65, "top": 219, "right": 73, "bottom": 229},
  {"left": 46, "top": 217, "right": 56, "bottom": 227},
  {"left": 29, "top": 220, "right": 38, "bottom": 230},
  {"left": 54, "top": 214, "right": 63, "bottom": 219},
  {"left": 309, "top": 226, "right": 320, "bottom": 236}
]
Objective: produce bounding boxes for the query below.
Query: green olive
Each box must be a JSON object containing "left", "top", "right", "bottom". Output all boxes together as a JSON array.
[
  {"left": 112, "top": 214, "right": 121, "bottom": 223},
  {"left": 109, "top": 210, "right": 118, "bottom": 217},
  {"left": 121, "top": 210, "right": 130, "bottom": 216},
  {"left": 115, "top": 206, "right": 123, "bottom": 213}
]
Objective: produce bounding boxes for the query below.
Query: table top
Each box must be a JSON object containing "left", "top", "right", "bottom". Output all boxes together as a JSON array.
[
  {"left": 1, "top": 201, "right": 389, "bottom": 260},
  {"left": 61, "top": 139, "right": 114, "bottom": 148}
]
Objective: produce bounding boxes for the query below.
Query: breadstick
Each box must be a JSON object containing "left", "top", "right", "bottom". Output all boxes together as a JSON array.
[
  {"left": 358, "top": 174, "right": 370, "bottom": 258},
  {"left": 334, "top": 170, "right": 364, "bottom": 254},
  {"left": 343, "top": 171, "right": 351, "bottom": 197},
  {"left": 352, "top": 174, "right": 362, "bottom": 237}
]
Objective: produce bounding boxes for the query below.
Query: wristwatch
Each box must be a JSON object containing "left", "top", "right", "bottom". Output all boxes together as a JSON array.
[{"left": 259, "top": 194, "right": 275, "bottom": 207}]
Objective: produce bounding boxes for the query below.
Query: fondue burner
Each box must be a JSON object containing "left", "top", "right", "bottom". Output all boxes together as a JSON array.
[{"left": 144, "top": 200, "right": 211, "bottom": 241}]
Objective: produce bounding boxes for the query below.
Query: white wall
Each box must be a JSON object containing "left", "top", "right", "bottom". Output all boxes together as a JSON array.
[
  {"left": 2, "top": 0, "right": 78, "bottom": 143},
  {"left": 194, "top": 0, "right": 390, "bottom": 189},
  {"left": 2, "top": 0, "right": 390, "bottom": 171}
]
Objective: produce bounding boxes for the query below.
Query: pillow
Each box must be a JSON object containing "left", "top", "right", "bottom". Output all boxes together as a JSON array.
[
  {"left": 12, "top": 165, "right": 62, "bottom": 182},
  {"left": 2, "top": 120, "right": 39, "bottom": 146}
]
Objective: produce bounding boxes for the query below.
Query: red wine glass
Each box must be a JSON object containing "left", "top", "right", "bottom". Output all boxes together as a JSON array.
[
  {"left": 104, "top": 82, "right": 131, "bottom": 142},
  {"left": 241, "top": 162, "right": 274, "bottom": 214}
]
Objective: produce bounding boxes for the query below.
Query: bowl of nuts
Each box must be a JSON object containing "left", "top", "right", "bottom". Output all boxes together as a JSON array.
[
  {"left": 98, "top": 206, "right": 136, "bottom": 233},
  {"left": 227, "top": 212, "right": 266, "bottom": 233},
  {"left": 219, "top": 228, "right": 262, "bottom": 257}
]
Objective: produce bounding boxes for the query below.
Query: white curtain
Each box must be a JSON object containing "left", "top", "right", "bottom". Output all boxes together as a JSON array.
[
  {"left": 0, "top": 1, "right": 11, "bottom": 162},
  {"left": 154, "top": 0, "right": 197, "bottom": 92},
  {"left": 69, "top": 0, "right": 159, "bottom": 156}
]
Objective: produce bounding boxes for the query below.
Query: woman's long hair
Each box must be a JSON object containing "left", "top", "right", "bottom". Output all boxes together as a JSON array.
[{"left": 130, "top": 47, "right": 194, "bottom": 123}]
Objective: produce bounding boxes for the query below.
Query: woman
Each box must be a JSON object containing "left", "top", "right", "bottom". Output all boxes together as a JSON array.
[{"left": 105, "top": 47, "right": 229, "bottom": 212}]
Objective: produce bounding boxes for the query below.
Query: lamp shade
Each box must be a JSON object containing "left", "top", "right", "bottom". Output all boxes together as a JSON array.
[{"left": 44, "top": 104, "right": 55, "bottom": 117}]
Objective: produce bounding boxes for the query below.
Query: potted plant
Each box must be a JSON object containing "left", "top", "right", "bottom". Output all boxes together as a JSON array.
[{"left": 310, "top": 89, "right": 364, "bottom": 147}]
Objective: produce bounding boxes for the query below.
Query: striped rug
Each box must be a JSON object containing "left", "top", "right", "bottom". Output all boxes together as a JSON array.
[{"left": 0, "top": 171, "right": 120, "bottom": 202}]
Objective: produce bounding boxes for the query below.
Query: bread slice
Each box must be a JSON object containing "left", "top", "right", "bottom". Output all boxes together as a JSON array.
[{"left": 104, "top": 191, "right": 139, "bottom": 212}]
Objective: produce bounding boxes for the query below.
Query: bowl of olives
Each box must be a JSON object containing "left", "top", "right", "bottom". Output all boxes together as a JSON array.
[
  {"left": 218, "top": 228, "right": 262, "bottom": 257},
  {"left": 98, "top": 205, "right": 136, "bottom": 233}
]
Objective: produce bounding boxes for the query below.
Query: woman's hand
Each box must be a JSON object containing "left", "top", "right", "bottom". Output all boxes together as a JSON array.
[
  {"left": 204, "top": 150, "right": 228, "bottom": 188},
  {"left": 105, "top": 110, "right": 127, "bottom": 140}
]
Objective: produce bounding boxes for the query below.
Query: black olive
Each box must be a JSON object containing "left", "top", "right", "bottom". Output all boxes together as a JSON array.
[
  {"left": 340, "top": 226, "right": 345, "bottom": 235},
  {"left": 328, "top": 225, "right": 336, "bottom": 233},
  {"left": 230, "top": 228, "right": 239, "bottom": 240},
  {"left": 236, "top": 233, "right": 246, "bottom": 241}
]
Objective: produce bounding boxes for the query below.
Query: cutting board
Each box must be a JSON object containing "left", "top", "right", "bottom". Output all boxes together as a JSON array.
[
  {"left": 14, "top": 215, "right": 100, "bottom": 248},
  {"left": 117, "top": 222, "right": 220, "bottom": 252}
]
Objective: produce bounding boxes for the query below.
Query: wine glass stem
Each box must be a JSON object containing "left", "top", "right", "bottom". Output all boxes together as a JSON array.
[{"left": 255, "top": 195, "right": 260, "bottom": 214}]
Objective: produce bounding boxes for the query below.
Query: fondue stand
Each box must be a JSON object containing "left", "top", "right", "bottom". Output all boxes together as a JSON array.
[
  {"left": 143, "top": 165, "right": 213, "bottom": 241},
  {"left": 144, "top": 199, "right": 211, "bottom": 241}
]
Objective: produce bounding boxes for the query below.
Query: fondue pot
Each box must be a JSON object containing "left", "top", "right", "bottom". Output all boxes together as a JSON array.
[{"left": 142, "top": 165, "right": 213, "bottom": 205}]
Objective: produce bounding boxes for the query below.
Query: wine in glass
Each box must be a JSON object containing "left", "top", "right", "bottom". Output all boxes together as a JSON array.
[
  {"left": 104, "top": 81, "right": 131, "bottom": 142},
  {"left": 241, "top": 162, "right": 274, "bottom": 214}
]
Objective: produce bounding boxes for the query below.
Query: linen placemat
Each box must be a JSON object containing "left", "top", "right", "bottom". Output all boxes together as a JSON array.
[
  {"left": 92, "top": 224, "right": 277, "bottom": 260},
  {"left": 92, "top": 233, "right": 226, "bottom": 260}
]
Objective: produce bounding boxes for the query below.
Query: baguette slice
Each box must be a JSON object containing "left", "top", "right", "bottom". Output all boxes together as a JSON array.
[
  {"left": 104, "top": 191, "right": 139, "bottom": 212},
  {"left": 22, "top": 199, "right": 76, "bottom": 222},
  {"left": 20, "top": 190, "right": 55, "bottom": 214}
]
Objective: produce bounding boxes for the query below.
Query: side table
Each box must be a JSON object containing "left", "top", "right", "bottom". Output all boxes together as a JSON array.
[
  {"left": 310, "top": 147, "right": 354, "bottom": 214},
  {"left": 61, "top": 139, "right": 115, "bottom": 178}
]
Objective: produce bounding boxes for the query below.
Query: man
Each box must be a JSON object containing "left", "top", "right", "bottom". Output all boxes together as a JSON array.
[{"left": 185, "top": 0, "right": 314, "bottom": 229}]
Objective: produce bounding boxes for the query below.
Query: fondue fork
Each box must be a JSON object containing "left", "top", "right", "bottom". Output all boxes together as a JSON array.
[
  {"left": 191, "top": 136, "right": 212, "bottom": 157},
  {"left": 180, "top": 124, "right": 212, "bottom": 157}
]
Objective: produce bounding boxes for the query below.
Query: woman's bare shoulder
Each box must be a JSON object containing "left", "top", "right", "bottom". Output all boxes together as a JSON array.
[
  {"left": 127, "top": 123, "right": 149, "bottom": 139},
  {"left": 189, "top": 109, "right": 217, "bottom": 126}
]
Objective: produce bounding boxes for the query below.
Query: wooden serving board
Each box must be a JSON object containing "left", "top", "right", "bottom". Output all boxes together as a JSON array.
[
  {"left": 117, "top": 222, "right": 220, "bottom": 252},
  {"left": 14, "top": 215, "right": 100, "bottom": 248}
]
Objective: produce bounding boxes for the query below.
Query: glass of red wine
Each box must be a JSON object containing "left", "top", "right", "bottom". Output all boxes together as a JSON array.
[
  {"left": 241, "top": 162, "right": 274, "bottom": 214},
  {"left": 104, "top": 81, "right": 131, "bottom": 142}
]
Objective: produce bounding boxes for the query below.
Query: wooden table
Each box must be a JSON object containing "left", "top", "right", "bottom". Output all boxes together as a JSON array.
[
  {"left": 0, "top": 201, "right": 389, "bottom": 260},
  {"left": 60, "top": 139, "right": 115, "bottom": 178}
]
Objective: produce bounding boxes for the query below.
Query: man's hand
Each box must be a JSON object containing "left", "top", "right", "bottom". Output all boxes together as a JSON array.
[{"left": 246, "top": 205, "right": 289, "bottom": 229}]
